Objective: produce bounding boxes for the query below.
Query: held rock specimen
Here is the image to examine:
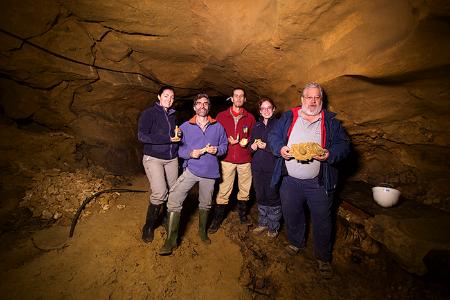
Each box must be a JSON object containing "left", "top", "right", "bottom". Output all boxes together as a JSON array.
[
  {"left": 290, "top": 142, "right": 326, "bottom": 161},
  {"left": 0, "top": 0, "right": 449, "bottom": 210}
]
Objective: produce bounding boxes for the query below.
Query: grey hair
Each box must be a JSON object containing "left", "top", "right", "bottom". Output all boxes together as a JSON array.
[
  {"left": 193, "top": 93, "right": 211, "bottom": 107},
  {"left": 301, "top": 82, "right": 323, "bottom": 98}
]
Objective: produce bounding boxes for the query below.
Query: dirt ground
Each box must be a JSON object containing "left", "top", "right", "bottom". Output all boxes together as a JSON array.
[{"left": 0, "top": 175, "right": 448, "bottom": 299}]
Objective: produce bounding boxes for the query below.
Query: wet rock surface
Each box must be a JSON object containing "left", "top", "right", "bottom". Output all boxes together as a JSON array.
[
  {"left": 339, "top": 181, "right": 450, "bottom": 275},
  {"left": 1, "top": 0, "right": 449, "bottom": 208},
  {"left": 1, "top": 1, "right": 450, "bottom": 298}
]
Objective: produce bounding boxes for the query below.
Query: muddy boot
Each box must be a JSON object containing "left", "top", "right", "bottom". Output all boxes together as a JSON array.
[
  {"left": 142, "top": 203, "right": 162, "bottom": 243},
  {"left": 198, "top": 209, "right": 211, "bottom": 244},
  {"left": 208, "top": 204, "right": 226, "bottom": 234},
  {"left": 159, "top": 204, "right": 168, "bottom": 232},
  {"left": 159, "top": 211, "right": 181, "bottom": 256},
  {"left": 238, "top": 200, "right": 251, "bottom": 225}
]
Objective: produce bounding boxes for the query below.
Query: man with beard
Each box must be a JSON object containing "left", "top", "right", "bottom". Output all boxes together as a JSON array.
[
  {"left": 208, "top": 88, "right": 256, "bottom": 233},
  {"left": 268, "top": 82, "right": 350, "bottom": 278},
  {"left": 159, "top": 93, "right": 228, "bottom": 255}
]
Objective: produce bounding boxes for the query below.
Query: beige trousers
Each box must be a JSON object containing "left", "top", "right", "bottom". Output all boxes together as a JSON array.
[
  {"left": 143, "top": 155, "right": 179, "bottom": 205},
  {"left": 216, "top": 161, "right": 252, "bottom": 205}
]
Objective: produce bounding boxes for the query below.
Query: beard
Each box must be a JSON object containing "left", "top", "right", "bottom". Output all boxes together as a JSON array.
[
  {"left": 196, "top": 108, "right": 208, "bottom": 117},
  {"left": 301, "top": 103, "right": 322, "bottom": 116}
]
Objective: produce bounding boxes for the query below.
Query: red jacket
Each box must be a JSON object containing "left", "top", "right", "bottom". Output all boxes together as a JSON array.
[{"left": 216, "top": 107, "right": 256, "bottom": 164}]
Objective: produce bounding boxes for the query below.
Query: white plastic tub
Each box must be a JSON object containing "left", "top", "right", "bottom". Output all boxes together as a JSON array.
[{"left": 372, "top": 186, "right": 401, "bottom": 208}]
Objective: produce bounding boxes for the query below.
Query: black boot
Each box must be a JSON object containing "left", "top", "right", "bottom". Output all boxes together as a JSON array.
[
  {"left": 159, "top": 211, "right": 181, "bottom": 256},
  {"left": 159, "top": 204, "right": 168, "bottom": 232},
  {"left": 208, "top": 204, "right": 226, "bottom": 234},
  {"left": 142, "top": 203, "right": 162, "bottom": 243},
  {"left": 238, "top": 200, "right": 251, "bottom": 225},
  {"left": 198, "top": 209, "right": 211, "bottom": 244}
]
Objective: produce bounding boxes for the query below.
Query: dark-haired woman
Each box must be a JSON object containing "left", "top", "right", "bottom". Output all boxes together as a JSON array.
[
  {"left": 138, "top": 86, "right": 180, "bottom": 243},
  {"left": 250, "top": 98, "right": 281, "bottom": 239}
]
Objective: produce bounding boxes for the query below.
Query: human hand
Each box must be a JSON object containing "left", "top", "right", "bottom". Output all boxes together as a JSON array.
[
  {"left": 313, "top": 149, "right": 329, "bottom": 161},
  {"left": 239, "top": 138, "right": 248, "bottom": 147},
  {"left": 171, "top": 136, "right": 181, "bottom": 143},
  {"left": 191, "top": 149, "right": 203, "bottom": 158},
  {"left": 205, "top": 145, "right": 217, "bottom": 155},
  {"left": 257, "top": 141, "right": 266, "bottom": 149},
  {"left": 250, "top": 141, "right": 258, "bottom": 151},
  {"left": 228, "top": 136, "right": 239, "bottom": 145},
  {"left": 280, "top": 146, "right": 293, "bottom": 160}
]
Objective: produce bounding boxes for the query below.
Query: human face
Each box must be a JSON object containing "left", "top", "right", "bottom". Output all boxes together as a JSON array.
[
  {"left": 158, "top": 89, "right": 174, "bottom": 110},
  {"left": 301, "top": 87, "right": 322, "bottom": 116},
  {"left": 260, "top": 101, "right": 274, "bottom": 120},
  {"left": 194, "top": 97, "right": 210, "bottom": 117},
  {"left": 231, "top": 89, "right": 246, "bottom": 109}
]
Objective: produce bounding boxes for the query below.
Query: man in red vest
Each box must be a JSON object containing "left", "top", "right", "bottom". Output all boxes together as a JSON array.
[{"left": 268, "top": 82, "right": 350, "bottom": 279}]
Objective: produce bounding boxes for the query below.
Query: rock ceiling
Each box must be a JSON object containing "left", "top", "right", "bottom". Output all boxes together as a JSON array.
[{"left": 0, "top": 0, "right": 449, "bottom": 207}]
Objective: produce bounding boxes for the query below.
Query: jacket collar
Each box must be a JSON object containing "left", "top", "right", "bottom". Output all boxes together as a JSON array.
[
  {"left": 258, "top": 115, "right": 276, "bottom": 123},
  {"left": 227, "top": 107, "right": 249, "bottom": 118},
  {"left": 188, "top": 115, "right": 216, "bottom": 124},
  {"left": 154, "top": 101, "right": 176, "bottom": 115}
]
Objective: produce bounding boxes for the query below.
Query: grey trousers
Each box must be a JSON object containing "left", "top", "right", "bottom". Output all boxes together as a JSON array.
[
  {"left": 143, "top": 155, "right": 179, "bottom": 205},
  {"left": 167, "top": 168, "right": 215, "bottom": 213}
]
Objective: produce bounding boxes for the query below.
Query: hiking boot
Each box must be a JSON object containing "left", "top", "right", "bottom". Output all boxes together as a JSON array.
[
  {"left": 237, "top": 200, "right": 252, "bottom": 225},
  {"left": 317, "top": 260, "right": 333, "bottom": 279},
  {"left": 285, "top": 244, "right": 301, "bottom": 256},
  {"left": 252, "top": 226, "right": 268, "bottom": 236},
  {"left": 208, "top": 204, "right": 226, "bottom": 234},
  {"left": 267, "top": 230, "right": 278, "bottom": 239}
]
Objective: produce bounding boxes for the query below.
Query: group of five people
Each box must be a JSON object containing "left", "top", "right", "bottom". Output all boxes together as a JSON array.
[{"left": 137, "top": 82, "right": 350, "bottom": 278}]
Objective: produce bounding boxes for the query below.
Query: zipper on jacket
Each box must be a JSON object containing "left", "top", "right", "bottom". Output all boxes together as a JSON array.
[
  {"left": 233, "top": 115, "right": 245, "bottom": 162},
  {"left": 164, "top": 111, "right": 173, "bottom": 159}
]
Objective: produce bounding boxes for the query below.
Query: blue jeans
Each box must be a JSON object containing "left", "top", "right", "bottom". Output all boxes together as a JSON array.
[
  {"left": 252, "top": 170, "right": 280, "bottom": 206},
  {"left": 257, "top": 204, "right": 282, "bottom": 232},
  {"left": 280, "top": 176, "right": 333, "bottom": 261}
]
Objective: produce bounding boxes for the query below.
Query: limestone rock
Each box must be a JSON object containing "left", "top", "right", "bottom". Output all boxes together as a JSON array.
[
  {"left": 0, "top": 0, "right": 449, "bottom": 209},
  {"left": 365, "top": 215, "right": 450, "bottom": 275},
  {"left": 290, "top": 142, "right": 326, "bottom": 161}
]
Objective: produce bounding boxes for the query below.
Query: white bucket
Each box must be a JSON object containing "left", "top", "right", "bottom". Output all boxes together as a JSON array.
[{"left": 372, "top": 186, "right": 401, "bottom": 208}]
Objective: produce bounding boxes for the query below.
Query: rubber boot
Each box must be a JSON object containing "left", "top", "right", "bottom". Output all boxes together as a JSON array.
[
  {"left": 141, "top": 203, "right": 162, "bottom": 243},
  {"left": 238, "top": 200, "right": 251, "bottom": 225},
  {"left": 208, "top": 204, "right": 226, "bottom": 234},
  {"left": 159, "top": 204, "right": 168, "bottom": 233},
  {"left": 159, "top": 211, "right": 181, "bottom": 256},
  {"left": 198, "top": 209, "right": 211, "bottom": 244}
]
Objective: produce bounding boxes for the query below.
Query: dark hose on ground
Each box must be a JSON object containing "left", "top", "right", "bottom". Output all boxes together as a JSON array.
[{"left": 69, "top": 188, "right": 147, "bottom": 238}]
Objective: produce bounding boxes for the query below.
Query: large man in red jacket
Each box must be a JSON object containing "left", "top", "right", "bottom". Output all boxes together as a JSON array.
[{"left": 209, "top": 88, "right": 256, "bottom": 233}]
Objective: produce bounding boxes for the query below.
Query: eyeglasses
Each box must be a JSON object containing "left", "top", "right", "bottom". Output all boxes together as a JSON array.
[
  {"left": 260, "top": 107, "right": 273, "bottom": 111},
  {"left": 304, "top": 96, "right": 321, "bottom": 101}
]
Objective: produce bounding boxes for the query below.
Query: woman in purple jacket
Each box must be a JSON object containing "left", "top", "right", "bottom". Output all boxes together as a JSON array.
[
  {"left": 138, "top": 86, "right": 180, "bottom": 243},
  {"left": 249, "top": 98, "right": 281, "bottom": 239}
]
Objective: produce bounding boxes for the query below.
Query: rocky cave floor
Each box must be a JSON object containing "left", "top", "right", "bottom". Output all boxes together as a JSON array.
[{"left": 0, "top": 174, "right": 449, "bottom": 300}]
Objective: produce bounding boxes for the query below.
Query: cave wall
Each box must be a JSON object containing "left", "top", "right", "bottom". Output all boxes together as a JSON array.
[{"left": 1, "top": 0, "right": 449, "bottom": 208}]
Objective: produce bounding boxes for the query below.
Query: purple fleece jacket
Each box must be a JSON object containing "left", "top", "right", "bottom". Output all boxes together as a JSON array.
[{"left": 179, "top": 116, "right": 228, "bottom": 179}]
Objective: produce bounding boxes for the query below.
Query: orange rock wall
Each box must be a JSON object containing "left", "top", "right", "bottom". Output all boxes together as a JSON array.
[{"left": 1, "top": 0, "right": 449, "bottom": 207}]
